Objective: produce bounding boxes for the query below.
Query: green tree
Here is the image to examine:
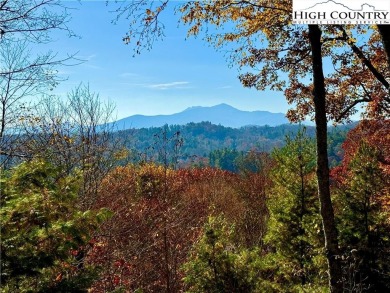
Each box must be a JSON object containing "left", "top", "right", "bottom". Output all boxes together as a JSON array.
[
  {"left": 335, "top": 142, "right": 390, "bottom": 292},
  {"left": 265, "top": 130, "right": 327, "bottom": 292},
  {"left": 209, "top": 148, "right": 242, "bottom": 172},
  {"left": 182, "top": 216, "right": 260, "bottom": 293},
  {"left": 0, "top": 160, "right": 109, "bottom": 292},
  {"left": 112, "top": 1, "right": 390, "bottom": 291}
]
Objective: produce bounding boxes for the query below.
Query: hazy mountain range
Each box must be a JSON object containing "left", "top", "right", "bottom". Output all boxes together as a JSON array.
[{"left": 113, "top": 104, "right": 290, "bottom": 129}]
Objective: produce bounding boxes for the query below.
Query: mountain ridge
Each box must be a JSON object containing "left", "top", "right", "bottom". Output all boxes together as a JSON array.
[{"left": 113, "top": 104, "right": 290, "bottom": 129}]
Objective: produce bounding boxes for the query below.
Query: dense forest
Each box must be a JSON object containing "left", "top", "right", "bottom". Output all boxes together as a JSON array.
[
  {"left": 2, "top": 121, "right": 389, "bottom": 292},
  {"left": 116, "top": 122, "right": 355, "bottom": 170},
  {"left": 1, "top": 1, "right": 390, "bottom": 293}
]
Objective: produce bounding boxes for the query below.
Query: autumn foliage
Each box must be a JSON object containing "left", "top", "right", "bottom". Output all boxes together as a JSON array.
[
  {"left": 331, "top": 121, "right": 390, "bottom": 291},
  {"left": 331, "top": 120, "right": 390, "bottom": 214},
  {"left": 2, "top": 1, "right": 390, "bottom": 292},
  {"left": 86, "top": 164, "right": 268, "bottom": 292},
  {"left": 3, "top": 125, "right": 389, "bottom": 292}
]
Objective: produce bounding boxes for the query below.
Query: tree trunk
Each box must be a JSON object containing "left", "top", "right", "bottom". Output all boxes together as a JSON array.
[
  {"left": 308, "top": 24, "right": 343, "bottom": 293},
  {"left": 377, "top": 25, "right": 390, "bottom": 70}
]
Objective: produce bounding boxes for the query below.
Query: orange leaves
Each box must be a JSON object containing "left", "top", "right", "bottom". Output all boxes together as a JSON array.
[
  {"left": 180, "top": 0, "right": 292, "bottom": 47},
  {"left": 343, "top": 120, "right": 390, "bottom": 172},
  {"left": 180, "top": 1, "right": 389, "bottom": 123},
  {"left": 55, "top": 273, "right": 63, "bottom": 282},
  {"left": 331, "top": 120, "right": 390, "bottom": 190},
  {"left": 323, "top": 26, "right": 390, "bottom": 122},
  {"left": 87, "top": 163, "right": 263, "bottom": 291}
]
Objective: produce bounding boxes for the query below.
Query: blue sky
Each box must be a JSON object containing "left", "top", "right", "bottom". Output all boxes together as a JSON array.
[{"left": 47, "top": 0, "right": 289, "bottom": 120}]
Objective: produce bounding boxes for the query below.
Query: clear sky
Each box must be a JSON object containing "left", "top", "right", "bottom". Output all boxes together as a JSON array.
[{"left": 46, "top": 0, "right": 288, "bottom": 120}]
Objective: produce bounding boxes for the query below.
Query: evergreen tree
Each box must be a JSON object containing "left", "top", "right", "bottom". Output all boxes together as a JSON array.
[
  {"left": 0, "top": 160, "right": 109, "bottom": 292},
  {"left": 209, "top": 148, "right": 242, "bottom": 173},
  {"left": 182, "top": 216, "right": 260, "bottom": 293},
  {"left": 264, "top": 130, "right": 327, "bottom": 292},
  {"left": 336, "top": 142, "right": 390, "bottom": 292}
]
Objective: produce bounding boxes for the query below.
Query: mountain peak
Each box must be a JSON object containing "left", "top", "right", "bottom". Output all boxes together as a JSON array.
[
  {"left": 214, "top": 103, "right": 235, "bottom": 108},
  {"left": 114, "top": 104, "right": 288, "bottom": 129},
  {"left": 184, "top": 103, "right": 236, "bottom": 112},
  {"left": 183, "top": 106, "right": 202, "bottom": 112}
]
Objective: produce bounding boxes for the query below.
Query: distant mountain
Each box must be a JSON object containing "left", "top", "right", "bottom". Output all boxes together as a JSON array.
[{"left": 113, "top": 104, "right": 290, "bottom": 129}]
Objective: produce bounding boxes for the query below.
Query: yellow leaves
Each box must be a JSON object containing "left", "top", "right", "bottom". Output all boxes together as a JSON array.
[
  {"left": 144, "top": 8, "right": 157, "bottom": 24},
  {"left": 349, "top": 37, "right": 357, "bottom": 44},
  {"left": 113, "top": 148, "right": 129, "bottom": 161},
  {"left": 181, "top": 0, "right": 293, "bottom": 50},
  {"left": 223, "top": 33, "right": 236, "bottom": 42},
  {"left": 187, "top": 24, "right": 200, "bottom": 37},
  {"left": 63, "top": 136, "right": 73, "bottom": 144}
]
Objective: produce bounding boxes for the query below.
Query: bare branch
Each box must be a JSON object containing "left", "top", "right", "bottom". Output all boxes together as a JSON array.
[
  {"left": 0, "top": 0, "right": 75, "bottom": 43},
  {"left": 336, "top": 25, "right": 389, "bottom": 90}
]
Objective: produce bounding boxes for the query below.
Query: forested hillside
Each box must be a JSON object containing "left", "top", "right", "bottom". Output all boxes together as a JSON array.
[
  {"left": 2, "top": 122, "right": 389, "bottom": 292},
  {"left": 1, "top": 1, "right": 389, "bottom": 293},
  {"left": 114, "top": 122, "right": 355, "bottom": 169}
]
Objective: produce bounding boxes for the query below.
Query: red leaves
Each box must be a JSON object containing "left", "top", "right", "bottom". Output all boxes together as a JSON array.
[
  {"left": 86, "top": 164, "right": 257, "bottom": 292},
  {"left": 344, "top": 120, "right": 389, "bottom": 171},
  {"left": 114, "top": 259, "right": 125, "bottom": 268},
  {"left": 331, "top": 120, "right": 390, "bottom": 187},
  {"left": 113, "top": 275, "right": 120, "bottom": 286}
]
